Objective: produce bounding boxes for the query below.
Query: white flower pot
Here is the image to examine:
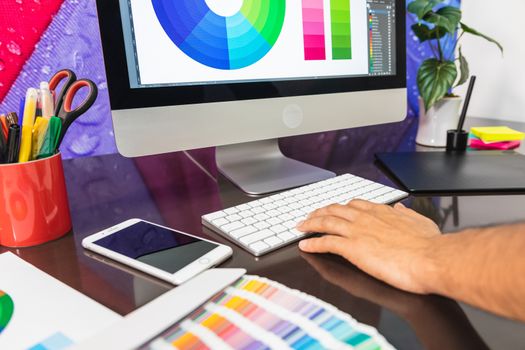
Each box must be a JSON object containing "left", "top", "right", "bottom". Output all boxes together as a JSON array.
[{"left": 416, "top": 97, "right": 462, "bottom": 147}]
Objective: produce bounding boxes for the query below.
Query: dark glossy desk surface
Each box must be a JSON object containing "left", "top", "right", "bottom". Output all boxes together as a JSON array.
[{"left": 2, "top": 118, "right": 525, "bottom": 349}]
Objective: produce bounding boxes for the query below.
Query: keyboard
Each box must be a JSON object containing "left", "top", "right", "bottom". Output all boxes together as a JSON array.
[{"left": 202, "top": 174, "right": 408, "bottom": 256}]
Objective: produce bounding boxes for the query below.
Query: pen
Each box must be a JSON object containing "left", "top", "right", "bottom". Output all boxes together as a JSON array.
[
  {"left": 40, "top": 82, "right": 54, "bottom": 120},
  {"left": 0, "top": 115, "right": 8, "bottom": 139},
  {"left": 37, "top": 116, "right": 62, "bottom": 159},
  {"left": 456, "top": 76, "right": 477, "bottom": 132},
  {"left": 6, "top": 112, "right": 19, "bottom": 127},
  {"left": 18, "top": 88, "right": 38, "bottom": 162},
  {"left": 32, "top": 116, "right": 49, "bottom": 159},
  {"left": 6, "top": 124, "right": 21, "bottom": 163},
  {"left": 0, "top": 124, "right": 6, "bottom": 164},
  {"left": 19, "top": 97, "right": 25, "bottom": 126}
]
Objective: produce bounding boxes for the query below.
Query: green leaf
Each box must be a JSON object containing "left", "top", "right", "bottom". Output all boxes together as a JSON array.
[
  {"left": 423, "top": 6, "right": 461, "bottom": 34},
  {"left": 407, "top": 0, "right": 443, "bottom": 20},
  {"left": 455, "top": 46, "right": 470, "bottom": 87},
  {"left": 461, "top": 22, "right": 504, "bottom": 54},
  {"left": 418, "top": 59, "right": 458, "bottom": 110},
  {"left": 411, "top": 23, "right": 447, "bottom": 43}
]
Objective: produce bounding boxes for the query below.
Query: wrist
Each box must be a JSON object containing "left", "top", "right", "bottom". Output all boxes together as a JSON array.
[{"left": 415, "top": 234, "right": 449, "bottom": 295}]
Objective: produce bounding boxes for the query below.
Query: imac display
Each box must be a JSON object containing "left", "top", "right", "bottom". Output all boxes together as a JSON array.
[{"left": 96, "top": 0, "right": 406, "bottom": 194}]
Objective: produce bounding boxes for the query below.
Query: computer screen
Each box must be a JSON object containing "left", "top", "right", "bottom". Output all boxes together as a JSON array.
[
  {"left": 95, "top": 0, "right": 406, "bottom": 193},
  {"left": 119, "top": 0, "right": 397, "bottom": 89}
]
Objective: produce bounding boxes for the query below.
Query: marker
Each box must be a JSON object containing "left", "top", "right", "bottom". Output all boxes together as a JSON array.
[
  {"left": 0, "top": 124, "right": 6, "bottom": 163},
  {"left": 32, "top": 117, "right": 50, "bottom": 159},
  {"left": 18, "top": 88, "right": 38, "bottom": 162},
  {"left": 19, "top": 97, "right": 25, "bottom": 126},
  {"left": 6, "top": 124, "right": 21, "bottom": 163},
  {"left": 0, "top": 114, "right": 8, "bottom": 139},
  {"left": 36, "top": 116, "right": 62, "bottom": 159},
  {"left": 6, "top": 112, "right": 19, "bottom": 127},
  {"left": 40, "top": 82, "right": 54, "bottom": 120}
]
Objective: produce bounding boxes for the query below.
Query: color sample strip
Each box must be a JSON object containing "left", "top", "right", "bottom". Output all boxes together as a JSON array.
[
  {"left": 369, "top": 9, "right": 374, "bottom": 72},
  {"left": 27, "top": 332, "right": 74, "bottom": 350},
  {"left": 302, "top": 0, "right": 326, "bottom": 60},
  {"left": 330, "top": 0, "right": 352, "bottom": 59},
  {"left": 145, "top": 276, "right": 394, "bottom": 349},
  {"left": 0, "top": 291, "right": 14, "bottom": 334}
]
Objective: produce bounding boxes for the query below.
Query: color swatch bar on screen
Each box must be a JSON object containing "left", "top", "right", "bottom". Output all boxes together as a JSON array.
[
  {"left": 369, "top": 10, "right": 374, "bottom": 71},
  {"left": 331, "top": 0, "right": 352, "bottom": 59},
  {"left": 302, "top": 0, "right": 326, "bottom": 60}
]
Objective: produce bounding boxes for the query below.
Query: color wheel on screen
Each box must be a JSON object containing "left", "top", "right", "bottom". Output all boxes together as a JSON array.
[
  {"left": 0, "top": 291, "right": 14, "bottom": 334},
  {"left": 151, "top": 0, "right": 286, "bottom": 70}
]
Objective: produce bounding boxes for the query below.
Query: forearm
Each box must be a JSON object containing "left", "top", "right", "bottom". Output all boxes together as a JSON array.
[{"left": 421, "top": 223, "right": 525, "bottom": 321}]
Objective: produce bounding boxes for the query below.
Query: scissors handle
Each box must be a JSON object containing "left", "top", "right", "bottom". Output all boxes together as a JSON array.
[
  {"left": 49, "top": 69, "right": 77, "bottom": 116},
  {"left": 56, "top": 79, "right": 98, "bottom": 146}
]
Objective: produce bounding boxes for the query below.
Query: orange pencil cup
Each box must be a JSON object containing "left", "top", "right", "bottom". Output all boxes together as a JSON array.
[{"left": 0, "top": 153, "right": 72, "bottom": 247}]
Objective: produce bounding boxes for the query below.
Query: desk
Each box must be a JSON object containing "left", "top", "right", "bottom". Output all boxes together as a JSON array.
[{"left": 2, "top": 117, "right": 525, "bottom": 349}]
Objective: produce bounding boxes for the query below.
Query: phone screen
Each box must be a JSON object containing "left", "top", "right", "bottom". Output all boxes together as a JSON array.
[{"left": 93, "top": 221, "right": 218, "bottom": 273}]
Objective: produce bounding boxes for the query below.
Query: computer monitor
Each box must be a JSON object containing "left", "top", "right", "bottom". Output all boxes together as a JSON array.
[{"left": 96, "top": 0, "right": 406, "bottom": 194}]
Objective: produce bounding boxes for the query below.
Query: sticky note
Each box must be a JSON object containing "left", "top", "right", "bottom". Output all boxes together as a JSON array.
[{"left": 470, "top": 126, "right": 525, "bottom": 143}]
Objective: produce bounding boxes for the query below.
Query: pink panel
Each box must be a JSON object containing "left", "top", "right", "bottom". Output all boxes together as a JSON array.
[{"left": 302, "top": 0, "right": 326, "bottom": 61}]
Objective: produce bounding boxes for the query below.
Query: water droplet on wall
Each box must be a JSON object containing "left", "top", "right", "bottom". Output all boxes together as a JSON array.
[{"left": 6, "top": 41, "right": 21, "bottom": 55}]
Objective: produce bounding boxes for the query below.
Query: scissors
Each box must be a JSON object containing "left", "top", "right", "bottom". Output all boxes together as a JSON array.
[{"left": 49, "top": 69, "right": 98, "bottom": 146}]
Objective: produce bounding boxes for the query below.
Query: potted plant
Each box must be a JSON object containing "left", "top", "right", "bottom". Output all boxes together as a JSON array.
[{"left": 408, "top": 0, "right": 503, "bottom": 147}]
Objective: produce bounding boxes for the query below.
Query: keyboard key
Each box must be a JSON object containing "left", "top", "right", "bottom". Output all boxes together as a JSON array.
[
  {"left": 264, "top": 236, "right": 283, "bottom": 247},
  {"left": 278, "top": 231, "right": 295, "bottom": 242},
  {"left": 230, "top": 225, "right": 257, "bottom": 239},
  {"left": 222, "top": 221, "right": 244, "bottom": 232},
  {"left": 254, "top": 213, "right": 270, "bottom": 221},
  {"left": 267, "top": 217, "right": 282, "bottom": 225},
  {"left": 240, "top": 230, "right": 275, "bottom": 245},
  {"left": 278, "top": 213, "right": 294, "bottom": 222},
  {"left": 270, "top": 224, "right": 287, "bottom": 234},
  {"left": 276, "top": 206, "right": 293, "bottom": 214},
  {"left": 252, "top": 207, "right": 266, "bottom": 214},
  {"left": 203, "top": 211, "right": 226, "bottom": 221},
  {"left": 266, "top": 209, "right": 281, "bottom": 217},
  {"left": 212, "top": 218, "right": 229, "bottom": 227},
  {"left": 248, "top": 200, "right": 263, "bottom": 208},
  {"left": 254, "top": 221, "right": 271, "bottom": 230},
  {"left": 241, "top": 217, "right": 258, "bottom": 226},
  {"left": 283, "top": 220, "right": 297, "bottom": 229},
  {"left": 250, "top": 241, "right": 270, "bottom": 254},
  {"left": 263, "top": 203, "right": 277, "bottom": 210},
  {"left": 239, "top": 210, "right": 255, "bottom": 219},
  {"left": 226, "top": 214, "right": 242, "bottom": 222},
  {"left": 224, "top": 207, "right": 239, "bottom": 215},
  {"left": 238, "top": 204, "right": 251, "bottom": 211},
  {"left": 289, "top": 228, "right": 307, "bottom": 237}
]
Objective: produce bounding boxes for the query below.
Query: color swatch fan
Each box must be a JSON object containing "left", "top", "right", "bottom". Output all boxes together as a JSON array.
[
  {"left": 0, "top": 291, "right": 14, "bottom": 335},
  {"left": 152, "top": 0, "right": 285, "bottom": 70}
]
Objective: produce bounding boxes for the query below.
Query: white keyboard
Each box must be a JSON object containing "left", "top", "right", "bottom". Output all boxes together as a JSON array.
[{"left": 202, "top": 174, "right": 408, "bottom": 256}]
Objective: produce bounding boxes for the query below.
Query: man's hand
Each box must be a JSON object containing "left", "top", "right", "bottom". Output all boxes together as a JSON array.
[{"left": 297, "top": 200, "right": 442, "bottom": 294}]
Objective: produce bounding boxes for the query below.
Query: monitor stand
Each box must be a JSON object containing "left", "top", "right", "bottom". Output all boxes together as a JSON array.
[{"left": 216, "top": 139, "right": 335, "bottom": 195}]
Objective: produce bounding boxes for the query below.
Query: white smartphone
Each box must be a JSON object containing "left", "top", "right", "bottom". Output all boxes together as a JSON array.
[{"left": 82, "top": 219, "right": 233, "bottom": 285}]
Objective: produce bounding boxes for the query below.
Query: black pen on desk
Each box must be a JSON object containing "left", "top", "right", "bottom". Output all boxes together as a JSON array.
[
  {"left": 457, "top": 75, "right": 477, "bottom": 132},
  {"left": 447, "top": 76, "right": 477, "bottom": 152},
  {"left": 6, "top": 124, "right": 21, "bottom": 163}
]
